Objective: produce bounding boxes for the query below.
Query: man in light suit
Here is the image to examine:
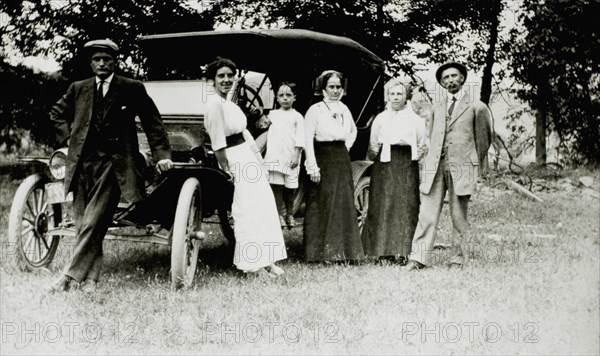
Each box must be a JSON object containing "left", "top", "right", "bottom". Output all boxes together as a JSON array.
[
  {"left": 405, "top": 62, "right": 493, "bottom": 270},
  {"left": 48, "top": 39, "right": 173, "bottom": 291}
]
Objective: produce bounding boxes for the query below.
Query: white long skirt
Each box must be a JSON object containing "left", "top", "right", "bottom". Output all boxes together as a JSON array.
[{"left": 226, "top": 142, "right": 287, "bottom": 271}]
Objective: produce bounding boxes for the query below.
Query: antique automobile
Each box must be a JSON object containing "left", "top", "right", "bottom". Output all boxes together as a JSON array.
[{"left": 7, "top": 29, "right": 384, "bottom": 289}]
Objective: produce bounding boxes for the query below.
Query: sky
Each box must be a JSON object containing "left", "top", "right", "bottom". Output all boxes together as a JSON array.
[{"left": 19, "top": 55, "right": 61, "bottom": 73}]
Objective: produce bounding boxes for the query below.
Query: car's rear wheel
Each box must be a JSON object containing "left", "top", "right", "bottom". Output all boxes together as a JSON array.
[{"left": 354, "top": 176, "right": 370, "bottom": 234}]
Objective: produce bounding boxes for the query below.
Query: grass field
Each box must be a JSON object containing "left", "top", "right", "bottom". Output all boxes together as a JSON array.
[{"left": 0, "top": 167, "right": 598, "bottom": 355}]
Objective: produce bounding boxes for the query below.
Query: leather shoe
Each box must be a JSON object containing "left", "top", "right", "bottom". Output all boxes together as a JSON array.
[
  {"left": 81, "top": 280, "right": 98, "bottom": 293},
  {"left": 279, "top": 215, "right": 287, "bottom": 228},
  {"left": 244, "top": 268, "right": 276, "bottom": 279},
  {"left": 395, "top": 256, "right": 408, "bottom": 266},
  {"left": 285, "top": 214, "right": 296, "bottom": 229},
  {"left": 47, "top": 275, "right": 74, "bottom": 293},
  {"left": 404, "top": 260, "right": 426, "bottom": 271},
  {"left": 445, "top": 261, "right": 464, "bottom": 269},
  {"left": 266, "top": 264, "right": 284, "bottom": 276}
]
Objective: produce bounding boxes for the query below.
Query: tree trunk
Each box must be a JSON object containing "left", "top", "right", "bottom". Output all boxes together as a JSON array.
[
  {"left": 535, "top": 109, "right": 547, "bottom": 164},
  {"left": 375, "top": 1, "right": 384, "bottom": 57},
  {"left": 479, "top": 1, "right": 500, "bottom": 105},
  {"left": 480, "top": 0, "right": 501, "bottom": 173}
]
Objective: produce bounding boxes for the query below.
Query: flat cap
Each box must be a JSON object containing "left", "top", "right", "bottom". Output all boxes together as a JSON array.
[
  {"left": 83, "top": 39, "right": 119, "bottom": 54},
  {"left": 435, "top": 62, "right": 467, "bottom": 84}
]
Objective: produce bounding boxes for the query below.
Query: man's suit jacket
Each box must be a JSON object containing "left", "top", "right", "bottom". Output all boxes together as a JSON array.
[
  {"left": 420, "top": 91, "right": 493, "bottom": 196},
  {"left": 50, "top": 75, "right": 171, "bottom": 203}
]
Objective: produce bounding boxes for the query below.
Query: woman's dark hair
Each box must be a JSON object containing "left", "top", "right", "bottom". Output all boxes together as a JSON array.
[
  {"left": 205, "top": 57, "right": 237, "bottom": 80},
  {"left": 316, "top": 70, "right": 344, "bottom": 91}
]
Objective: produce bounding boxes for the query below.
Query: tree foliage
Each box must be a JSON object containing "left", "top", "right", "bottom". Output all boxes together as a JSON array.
[
  {"left": 0, "top": 0, "right": 215, "bottom": 152},
  {"left": 0, "top": 0, "right": 506, "bottom": 80},
  {"left": 509, "top": 0, "right": 600, "bottom": 164},
  {"left": 1, "top": 0, "right": 597, "bottom": 163},
  {"left": 214, "top": 0, "right": 504, "bottom": 77},
  {"left": 1, "top": 0, "right": 214, "bottom": 79},
  {"left": 0, "top": 59, "right": 67, "bottom": 152}
]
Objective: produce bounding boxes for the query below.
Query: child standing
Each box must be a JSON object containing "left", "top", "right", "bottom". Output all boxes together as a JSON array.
[{"left": 263, "top": 83, "right": 305, "bottom": 228}]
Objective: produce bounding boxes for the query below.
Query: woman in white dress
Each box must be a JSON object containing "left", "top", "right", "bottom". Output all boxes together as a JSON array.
[{"left": 204, "top": 57, "right": 286, "bottom": 276}]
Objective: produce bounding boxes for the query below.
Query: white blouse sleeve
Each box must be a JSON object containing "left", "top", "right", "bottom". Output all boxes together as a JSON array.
[
  {"left": 294, "top": 112, "right": 305, "bottom": 149},
  {"left": 368, "top": 113, "right": 383, "bottom": 160},
  {"left": 304, "top": 105, "right": 319, "bottom": 174},
  {"left": 205, "top": 100, "right": 227, "bottom": 151},
  {"left": 415, "top": 115, "right": 428, "bottom": 160},
  {"left": 345, "top": 106, "right": 357, "bottom": 149}
]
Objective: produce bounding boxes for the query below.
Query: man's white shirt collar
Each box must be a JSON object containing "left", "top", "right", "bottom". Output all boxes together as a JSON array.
[
  {"left": 95, "top": 74, "right": 114, "bottom": 97},
  {"left": 446, "top": 89, "right": 464, "bottom": 104},
  {"left": 95, "top": 73, "right": 114, "bottom": 85}
]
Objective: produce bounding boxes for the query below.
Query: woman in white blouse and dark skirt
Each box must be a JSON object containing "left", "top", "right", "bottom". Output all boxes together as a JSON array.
[
  {"left": 303, "top": 70, "right": 365, "bottom": 262},
  {"left": 361, "top": 78, "right": 427, "bottom": 264},
  {"left": 204, "top": 57, "right": 286, "bottom": 276}
]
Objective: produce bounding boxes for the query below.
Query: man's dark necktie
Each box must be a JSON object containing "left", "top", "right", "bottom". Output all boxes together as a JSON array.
[
  {"left": 96, "top": 80, "right": 105, "bottom": 111},
  {"left": 448, "top": 96, "right": 457, "bottom": 117},
  {"left": 88, "top": 80, "right": 108, "bottom": 155},
  {"left": 93, "top": 80, "right": 106, "bottom": 135},
  {"left": 94, "top": 80, "right": 106, "bottom": 126}
]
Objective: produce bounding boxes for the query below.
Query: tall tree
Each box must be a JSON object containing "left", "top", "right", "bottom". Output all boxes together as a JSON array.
[
  {"left": 0, "top": 59, "right": 66, "bottom": 150},
  {"left": 0, "top": 0, "right": 215, "bottom": 152},
  {"left": 478, "top": 0, "right": 503, "bottom": 105},
  {"left": 0, "top": 0, "right": 215, "bottom": 79},
  {"left": 213, "top": 0, "right": 502, "bottom": 76},
  {"left": 510, "top": 0, "right": 600, "bottom": 164}
]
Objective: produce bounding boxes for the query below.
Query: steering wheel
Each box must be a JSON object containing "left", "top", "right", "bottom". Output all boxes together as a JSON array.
[
  {"left": 234, "top": 80, "right": 266, "bottom": 137},
  {"left": 235, "top": 81, "right": 264, "bottom": 117}
]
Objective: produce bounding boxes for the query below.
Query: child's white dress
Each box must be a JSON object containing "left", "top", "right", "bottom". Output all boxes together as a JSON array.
[{"left": 264, "top": 109, "right": 305, "bottom": 181}]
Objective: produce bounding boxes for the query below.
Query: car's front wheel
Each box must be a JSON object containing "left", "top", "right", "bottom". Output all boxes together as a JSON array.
[
  {"left": 171, "top": 177, "right": 203, "bottom": 290},
  {"left": 8, "top": 174, "right": 62, "bottom": 270}
]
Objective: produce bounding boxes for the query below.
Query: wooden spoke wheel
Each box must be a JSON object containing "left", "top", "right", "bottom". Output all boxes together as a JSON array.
[
  {"left": 354, "top": 176, "right": 370, "bottom": 234},
  {"left": 8, "top": 174, "right": 61, "bottom": 270},
  {"left": 171, "top": 177, "right": 203, "bottom": 289}
]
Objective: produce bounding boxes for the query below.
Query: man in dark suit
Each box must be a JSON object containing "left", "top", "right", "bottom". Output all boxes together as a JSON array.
[
  {"left": 48, "top": 39, "right": 173, "bottom": 292},
  {"left": 406, "top": 62, "right": 493, "bottom": 270}
]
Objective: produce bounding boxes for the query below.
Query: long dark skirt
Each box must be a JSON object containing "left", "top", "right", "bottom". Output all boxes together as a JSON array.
[
  {"left": 304, "top": 141, "right": 365, "bottom": 262},
  {"left": 361, "top": 145, "right": 419, "bottom": 258}
]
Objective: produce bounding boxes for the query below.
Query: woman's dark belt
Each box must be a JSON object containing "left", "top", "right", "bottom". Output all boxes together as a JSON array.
[{"left": 226, "top": 132, "right": 245, "bottom": 148}]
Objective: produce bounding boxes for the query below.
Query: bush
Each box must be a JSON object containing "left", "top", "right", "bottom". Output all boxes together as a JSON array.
[{"left": 0, "top": 59, "right": 68, "bottom": 154}]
